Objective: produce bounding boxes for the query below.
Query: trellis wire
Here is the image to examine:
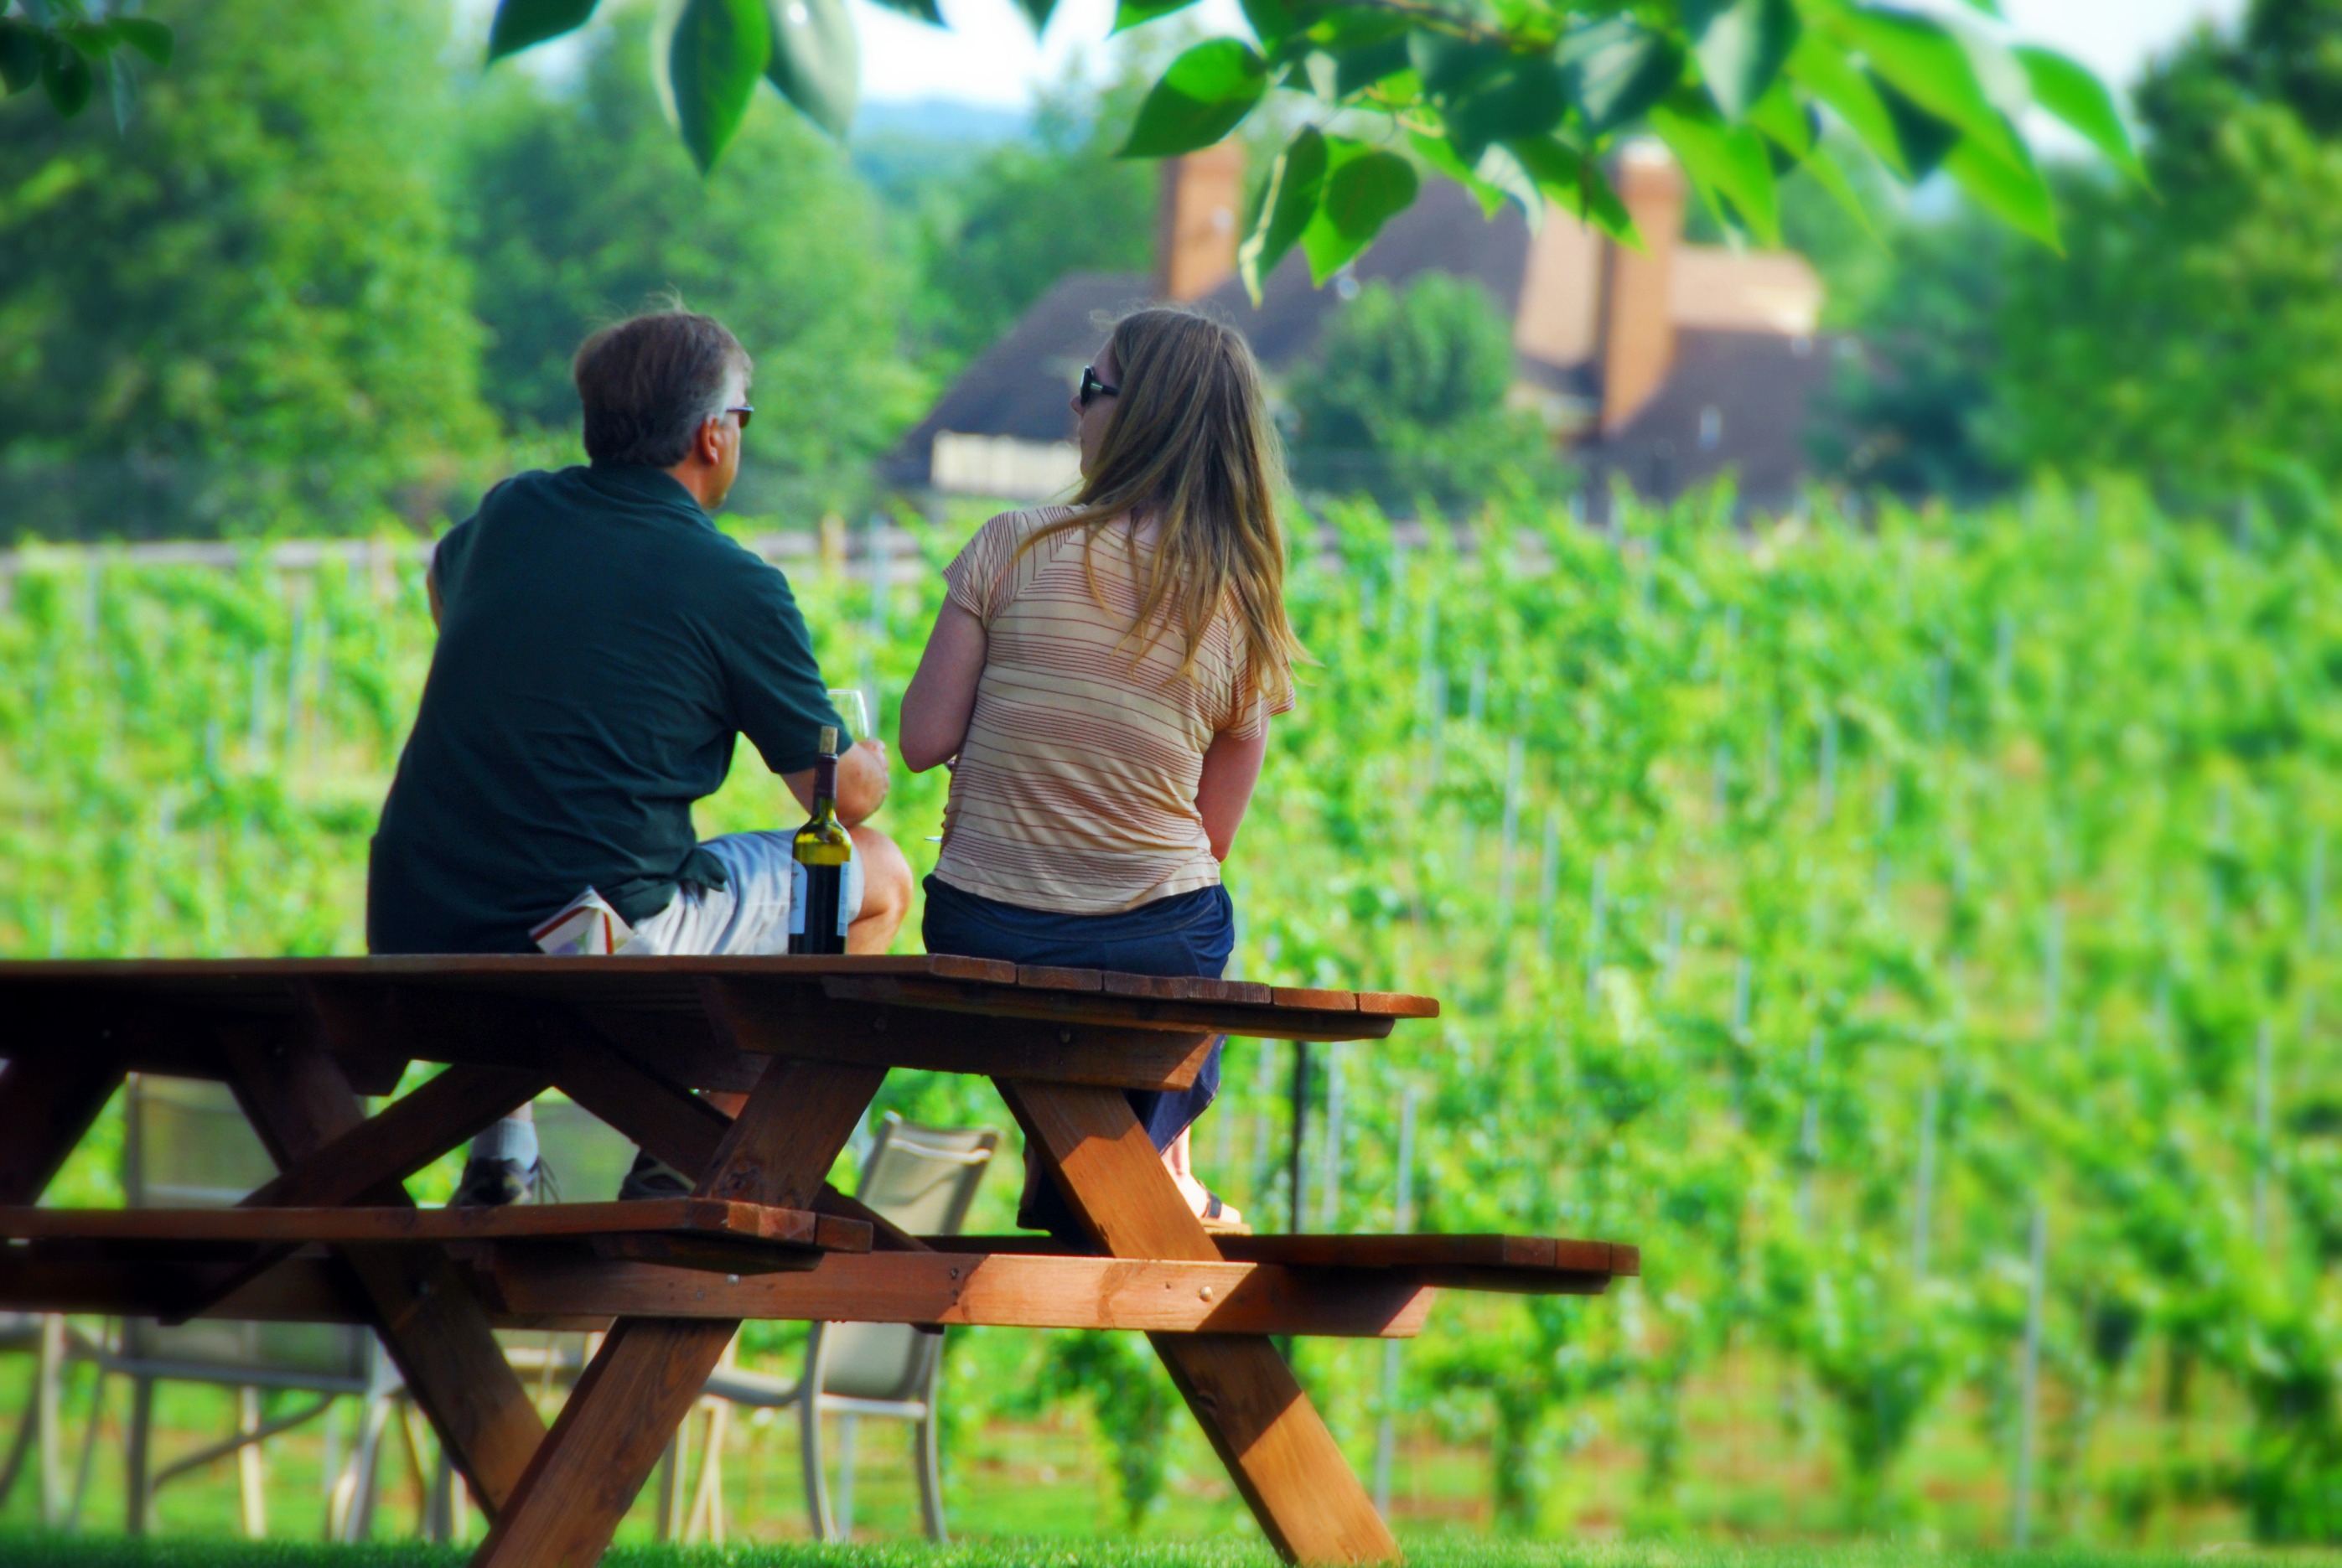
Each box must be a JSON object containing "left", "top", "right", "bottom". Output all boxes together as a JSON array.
[{"left": 1371, "top": 1086, "right": 1417, "bottom": 1516}]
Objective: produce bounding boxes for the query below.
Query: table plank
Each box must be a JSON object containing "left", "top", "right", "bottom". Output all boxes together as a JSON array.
[
  {"left": 472, "top": 1053, "right": 884, "bottom": 1568},
  {"left": 477, "top": 1250, "right": 1436, "bottom": 1337},
  {"left": 232, "top": 1001, "right": 547, "bottom": 1519},
  {"left": 0, "top": 1198, "right": 865, "bottom": 1250},
  {"left": 1000, "top": 1079, "right": 1400, "bottom": 1565},
  {"left": 0, "top": 1048, "right": 125, "bottom": 1206}
]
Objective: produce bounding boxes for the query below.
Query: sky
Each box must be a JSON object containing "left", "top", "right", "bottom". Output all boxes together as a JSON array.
[{"left": 848, "top": 0, "right": 2247, "bottom": 108}]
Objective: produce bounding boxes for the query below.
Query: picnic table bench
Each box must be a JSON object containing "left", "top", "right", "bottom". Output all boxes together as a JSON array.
[{"left": 0, "top": 955, "right": 1639, "bottom": 1565}]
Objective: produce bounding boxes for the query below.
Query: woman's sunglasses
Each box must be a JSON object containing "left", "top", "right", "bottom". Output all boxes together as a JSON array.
[{"left": 1078, "top": 366, "right": 1120, "bottom": 410}]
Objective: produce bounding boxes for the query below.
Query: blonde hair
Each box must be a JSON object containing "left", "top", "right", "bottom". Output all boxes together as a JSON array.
[{"left": 1024, "top": 307, "right": 1304, "bottom": 708}]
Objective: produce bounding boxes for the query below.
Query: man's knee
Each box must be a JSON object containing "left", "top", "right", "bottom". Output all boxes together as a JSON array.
[{"left": 851, "top": 825, "right": 913, "bottom": 914}]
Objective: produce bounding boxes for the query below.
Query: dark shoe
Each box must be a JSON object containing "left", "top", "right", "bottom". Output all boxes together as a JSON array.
[
  {"left": 452, "top": 1157, "right": 536, "bottom": 1208},
  {"left": 617, "top": 1149, "right": 692, "bottom": 1202}
]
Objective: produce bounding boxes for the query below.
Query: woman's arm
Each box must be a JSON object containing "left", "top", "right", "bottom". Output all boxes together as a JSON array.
[
  {"left": 1196, "top": 724, "right": 1269, "bottom": 862},
  {"left": 898, "top": 602, "right": 988, "bottom": 773}
]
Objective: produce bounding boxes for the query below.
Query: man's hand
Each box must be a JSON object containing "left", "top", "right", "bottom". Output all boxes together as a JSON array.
[{"left": 783, "top": 737, "right": 890, "bottom": 828}]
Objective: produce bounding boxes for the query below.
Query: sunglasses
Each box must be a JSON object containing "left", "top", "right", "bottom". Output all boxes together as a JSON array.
[
  {"left": 1077, "top": 366, "right": 1119, "bottom": 410},
  {"left": 724, "top": 404, "right": 754, "bottom": 431}
]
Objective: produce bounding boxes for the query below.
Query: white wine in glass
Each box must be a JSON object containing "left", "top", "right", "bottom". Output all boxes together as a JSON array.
[{"left": 826, "top": 688, "right": 871, "bottom": 745}]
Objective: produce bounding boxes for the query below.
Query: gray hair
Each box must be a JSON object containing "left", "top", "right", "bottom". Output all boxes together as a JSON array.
[{"left": 572, "top": 308, "right": 751, "bottom": 468}]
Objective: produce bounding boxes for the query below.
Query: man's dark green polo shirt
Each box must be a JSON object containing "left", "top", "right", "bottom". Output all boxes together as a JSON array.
[{"left": 367, "top": 463, "right": 842, "bottom": 954}]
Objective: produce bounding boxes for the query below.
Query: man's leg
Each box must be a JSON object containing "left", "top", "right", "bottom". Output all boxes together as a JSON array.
[{"left": 847, "top": 825, "right": 911, "bottom": 955}]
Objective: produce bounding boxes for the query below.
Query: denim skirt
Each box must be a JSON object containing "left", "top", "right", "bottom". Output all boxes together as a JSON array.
[{"left": 921, "top": 874, "right": 1233, "bottom": 1238}]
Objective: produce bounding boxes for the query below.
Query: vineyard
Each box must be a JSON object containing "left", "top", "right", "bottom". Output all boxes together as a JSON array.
[{"left": 3, "top": 485, "right": 2339, "bottom": 1547}]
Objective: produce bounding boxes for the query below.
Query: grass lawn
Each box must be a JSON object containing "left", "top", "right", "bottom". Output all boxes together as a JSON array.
[{"left": 0, "top": 1542, "right": 2310, "bottom": 1568}]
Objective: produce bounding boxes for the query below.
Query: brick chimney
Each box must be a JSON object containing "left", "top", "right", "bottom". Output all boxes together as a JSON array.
[
  {"left": 1598, "top": 141, "right": 1687, "bottom": 436},
  {"left": 1155, "top": 142, "right": 1246, "bottom": 301}
]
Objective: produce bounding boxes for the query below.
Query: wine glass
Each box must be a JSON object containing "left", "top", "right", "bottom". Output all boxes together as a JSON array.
[{"left": 826, "top": 688, "right": 872, "bottom": 747}]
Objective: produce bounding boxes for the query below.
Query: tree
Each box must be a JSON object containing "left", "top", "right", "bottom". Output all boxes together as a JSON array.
[
  {"left": 1286, "top": 274, "right": 1563, "bottom": 513},
  {"left": 454, "top": 6, "right": 924, "bottom": 510},
  {"left": 1988, "top": 0, "right": 2342, "bottom": 507},
  {"left": 4, "top": 0, "right": 2137, "bottom": 298},
  {"left": 912, "top": 66, "right": 1158, "bottom": 366},
  {"left": 0, "top": 0, "right": 492, "bottom": 540}
]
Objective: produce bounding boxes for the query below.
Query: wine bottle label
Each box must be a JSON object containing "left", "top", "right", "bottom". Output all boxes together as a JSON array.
[{"left": 789, "top": 861, "right": 807, "bottom": 936}]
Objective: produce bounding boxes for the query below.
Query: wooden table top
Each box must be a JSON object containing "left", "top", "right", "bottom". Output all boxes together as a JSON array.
[{"left": 0, "top": 953, "right": 1438, "bottom": 1030}]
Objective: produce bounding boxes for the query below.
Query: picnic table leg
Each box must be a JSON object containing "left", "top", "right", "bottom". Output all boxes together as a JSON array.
[
  {"left": 999, "top": 1079, "right": 1402, "bottom": 1566},
  {"left": 0, "top": 1048, "right": 126, "bottom": 1205},
  {"left": 469, "top": 1057, "right": 885, "bottom": 1568},
  {"left": 220, "top": 1029, "right": 547, "bottom": 1518}
]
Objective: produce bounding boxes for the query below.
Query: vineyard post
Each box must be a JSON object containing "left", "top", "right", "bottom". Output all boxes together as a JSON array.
[
  {"left": 1319, "top": 1045, "right": 1345, "bottom": 1229},
  {"left": 1372, "top": 1086, "right": 1418, "bottom": 1515},
  {"left": 2013, "top": 1203, "right": 2048, "bottom": 1550},
  {"left": 1729, "top": 958, "right": 1753, "bottom": 1122},
  {"left": 1912, "top": 1078, "right": 1939, "bottom": 1279},
  {"left": 1817, "top": 712, "right": 1838, "bottom": 825},
  {"left": 1536, "top": 810, "right": 1560, "bottom": 953},
  {"left": 1498, "top": 738, "right": 1523, "bottom": 930},
  {"left": 1288, "top": 1040, "right": 1310, "bottom": 1236},
  {"left": 1585, "top": 856, "right": 1609, "bottom": 1014},
  {"left": 2252, "top": 1017, "right": 2274, "bottom": 1247},
  {"left": 2043, "top": 903, "right": 2065, "bottom": 1032},
  {"left": 1659, "top": 907, "right": 1683, "bottom": 999},
  {"left": 1795, "top": 1027, "right": 1822, "bottom": 1235},
  {"left": 2310, "top": 828, "right": 2329, "bottom": 954}
]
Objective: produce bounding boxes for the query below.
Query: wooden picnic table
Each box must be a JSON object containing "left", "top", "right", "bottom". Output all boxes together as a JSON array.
[{"left": 0, "top": 955, "right": 1639, "bottom": 1565}]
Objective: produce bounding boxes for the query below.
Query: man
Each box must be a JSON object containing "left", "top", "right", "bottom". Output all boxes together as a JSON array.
[{"left": 368, "top": 308, "right": 910, "bottom": 1203}]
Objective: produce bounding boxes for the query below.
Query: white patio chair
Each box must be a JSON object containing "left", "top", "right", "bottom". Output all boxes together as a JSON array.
[{"left": 688, "top": 1113, "right": 999, "bottom": 1543}]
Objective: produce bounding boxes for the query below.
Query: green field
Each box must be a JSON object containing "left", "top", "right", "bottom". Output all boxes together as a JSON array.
[{"left": 3, "top": 484, "right": 2338, "bottom": 1549}]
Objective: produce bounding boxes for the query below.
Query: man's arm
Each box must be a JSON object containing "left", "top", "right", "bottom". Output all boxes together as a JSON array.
[{"left": 780, "top": 739, "right": 889, "bottom": 829}]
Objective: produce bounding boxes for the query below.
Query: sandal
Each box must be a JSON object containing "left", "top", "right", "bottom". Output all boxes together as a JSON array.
[{"left": 1200, "top": 1191, "right": 1252, "bottom": 1236}]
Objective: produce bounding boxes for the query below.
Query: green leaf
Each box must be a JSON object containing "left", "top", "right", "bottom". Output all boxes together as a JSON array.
[
  {"left": 1510, "top": 135, "right": 1640, "bottom": 246},
  {"left": 41, "top": 39, "right": 90, "bottom": 118},
  {"left": 488, "top": 0, "right": 600, "bottom": 62},
  {"left": 1794, "top": 137, "right": 1880, "bottom": 241},
  {"left": 1331, "top": 35, "right": 1410, "bottom": 96},
  {"left": 1444, "top": 54, "right": 1568, "bottom": 161},
  {"left": 110, "top": 18, "right": 173, "bottom": 67},
  {"left": 766, "top": 0, "right": 856, "bottom": 139},
  {"left": 1299, "top": 141, "right": 1416, "bottom": 282},
  {"left": 670, "top": 0, "right": 771, "bottom": 174},
  {"left": 1112, "top": 0, "right": 1197, "bottom": 31},
  {"left": 61, "top": 22, "right": 118, "bottom": 58},
  {"left": 1945, "top": 131, "right": 2058, "bottom": 251},
  {"left": 15, "top": 0, "right": 55, "bottom": 26},
  {"left": 1407, "top": 34, "right": 1511, "bottom": 98},
  {"left": 1239, "top": 124, "right": 1327, "bottom": 301},
  {"left": 1118, "top": 39, "right": 1267, "bottom": 158},
  {"left": 1687, "top": 0, "right": 1798, "bottom": 122},
  {"left": 2015, "top": 44, "right": 2144, "bottom": 184},
  {"left": 1650, "top": 92, "right": 1779, "bottom": 244},
  {"left": 1012, "top": 0, "right": 1058, "bottom": 34},
  {"left": 1558, "top": 18, "right": 1682, "bottom": 135},
  {"left": 1411, "top": 129, "right": 1504, "bottom": 217},
  {"left": 1785, "top": 30, "right": 1907, "bottom": 177},
  {"left": 1239, "top": 0, "right": 1309, "bottom": 49},
  {"left": 106, "top": 49, "right": 134, "bottom": 132},
  {"left": 1875, "top": 75, "right": 1958, "bottom": 178},
  {"left": 1832, "top": 6, "right": 2023, "bottom": 173},
  {"left": 0, "top": 21, "right": 44, "bottom": 95}
]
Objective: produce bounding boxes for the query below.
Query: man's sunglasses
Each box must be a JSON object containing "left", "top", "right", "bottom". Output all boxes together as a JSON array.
[
  {"left": 1077, "top": 366, "right": 1119, "bottom": 410},
  {"left": 724, "top": 404, "right": 754, "bottom": 431}
]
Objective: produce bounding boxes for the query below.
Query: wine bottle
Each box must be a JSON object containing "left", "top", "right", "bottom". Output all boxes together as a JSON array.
[{"left": 788, "top": 725, "right": 853, "bottom": 955}]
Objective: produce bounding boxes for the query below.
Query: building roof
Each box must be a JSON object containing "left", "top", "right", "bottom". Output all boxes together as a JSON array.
[
  {"left": 880, "top": 272, "right": 1149, "bottom": 488},
  {"left": 1585, "top": 329, "right": 1836, "bottom": 512}
]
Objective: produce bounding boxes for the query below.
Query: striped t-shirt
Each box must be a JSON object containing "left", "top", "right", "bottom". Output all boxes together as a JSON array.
[{"left": 932, "top": 506, "right": 1293, "bottom": 915}]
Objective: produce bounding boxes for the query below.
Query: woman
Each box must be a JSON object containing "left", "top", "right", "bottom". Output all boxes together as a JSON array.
[{"left": 898, "top": 307, "right": 1303, "bottom": 1239}]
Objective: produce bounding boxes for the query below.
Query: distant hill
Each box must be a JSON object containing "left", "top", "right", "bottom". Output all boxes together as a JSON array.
[{"left": 851, "top": 97, "right": 1030, "bottom": 207}]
